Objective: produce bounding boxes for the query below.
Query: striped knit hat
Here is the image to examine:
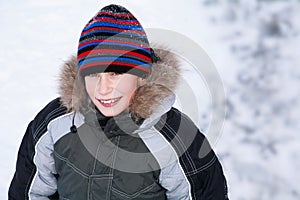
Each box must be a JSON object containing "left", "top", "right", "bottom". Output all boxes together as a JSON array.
[{"left": 78, "top": 4, "right": 154, "bottom": 78}]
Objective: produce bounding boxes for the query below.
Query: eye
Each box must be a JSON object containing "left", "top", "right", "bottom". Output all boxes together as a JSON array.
[
  {"left": 109, "top": 72, "right": 122, "bottom": 77},
  {"left": 88, "top": 73, "right": 100, "bottom": 77}
]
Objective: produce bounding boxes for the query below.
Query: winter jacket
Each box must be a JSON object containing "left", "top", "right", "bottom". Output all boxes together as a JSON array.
[
  {"left": 9, "top": 47, "right": 229, "bottom": 200},
  {"left": 9, "top": 98, "right": 66, "bottom": 200}
]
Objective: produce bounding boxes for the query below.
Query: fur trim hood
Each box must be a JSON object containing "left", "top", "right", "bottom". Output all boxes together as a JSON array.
[{"left": 58, "top": 45, "right": 181, "bottom": 121}]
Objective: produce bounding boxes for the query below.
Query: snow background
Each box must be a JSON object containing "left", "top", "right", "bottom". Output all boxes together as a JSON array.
[{"left": 1, "top": 0, "right": 300, "bottom": 199}]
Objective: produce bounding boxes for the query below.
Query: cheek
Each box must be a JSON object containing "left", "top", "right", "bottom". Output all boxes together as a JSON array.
[
  {"left": 85, "top": 79, "right": 96, "bottom": 98},
  {"left": 117, "top": 81, "right": 137, "bottom": 97}
]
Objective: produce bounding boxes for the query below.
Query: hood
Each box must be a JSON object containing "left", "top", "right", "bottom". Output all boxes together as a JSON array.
[{"left": 58, "top": 45, "right": 181, "bottom": 121}]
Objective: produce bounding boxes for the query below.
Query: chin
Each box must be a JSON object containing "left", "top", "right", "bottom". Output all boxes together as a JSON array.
[{"left": 98, "top": 108, "right": 123, "bottom": 117}]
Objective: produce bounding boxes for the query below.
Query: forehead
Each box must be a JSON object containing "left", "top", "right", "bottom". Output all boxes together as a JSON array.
[{"left": 85, "top": 72, "right": 139, "bottom": 80}]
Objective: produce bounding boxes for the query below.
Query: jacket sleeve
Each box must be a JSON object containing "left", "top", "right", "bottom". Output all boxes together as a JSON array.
[
  {"left": 156, "top": 108, "right": 229, "bottom": 200},
  {"left": 8, "top": 120, "right": 36, "bottom": 200},
  {"left": 29, "top": 130, "right": 57, "bottom": 199},
  {"left": 159, "top": 160, "right": 191, "bottom": 200},
  {"left": 8, "top": 98, "right": 66, "bottom": 200},
  {"left": 189, "top": 155, "right": 229, "bottom": 200},
  {"left": 182, "top": 130, "right": 229, "bottom": 200}
]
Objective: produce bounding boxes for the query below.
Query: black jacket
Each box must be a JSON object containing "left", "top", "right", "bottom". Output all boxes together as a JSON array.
[
  {"left": 9, "top": 46, "right": 228, "bottom": 200},
  {"left": 9, "top": 98, "right": 229, "bottom": 200},
  {"left": 9, "top": 98, "right": 66, "bottom": 200}
]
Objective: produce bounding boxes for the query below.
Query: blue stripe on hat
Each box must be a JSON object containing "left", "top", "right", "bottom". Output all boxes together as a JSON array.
[
  {"left": 78, "top": 42, "right": 151, "bottom": 53},
  {"left": 80, "top": 30, "right": 147, "bottom": 40},
  {"left": 78, "top": 56, "right": 151, "bottom": 69},
  {"left": 83, "top": 22, "right": 143, "bottom": 31}
]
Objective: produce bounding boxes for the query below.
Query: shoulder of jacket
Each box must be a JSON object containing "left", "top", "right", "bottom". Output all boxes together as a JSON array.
[
  {"left": 32, "top": 98, "right": 66, "bottom": 128},
  {"left": 31, "top": 98, "right": 67, "bottom": 143},
  {"left": 47, "top": 111, "right": 79, "bottom": 131},
  {"left": 156, "top": 107, "right": 217, "bottom": 174},
  {"left": 163, "top": 107, "right": 199, "bottom": 133}
]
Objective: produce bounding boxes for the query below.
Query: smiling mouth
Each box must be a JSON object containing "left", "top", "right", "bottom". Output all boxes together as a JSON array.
[{"left": 98, "top": 97, "right": 122, "bottom": 107}]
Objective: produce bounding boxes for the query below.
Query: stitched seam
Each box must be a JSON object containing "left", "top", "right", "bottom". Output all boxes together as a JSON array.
[
  {"left": 90, "top": 174, "right": 113, "bottom": 178},
  {"left": 30, "top": 107, "right": 67, "bottom": 162},
  {"left": 165, "top": 122, "right": 197, "bottom": 170},
  {"left": 60, "top": 197, "right": 70, "bottom": 200},
  {"left": 89, "top": 141, "right": 103, "bottom": 200},
  {"left": 92, "top": 142, "right": 102, "bottom": 174},
  {"left": 34, "top": 107, "right": 64, "bottom": 136},
  {"left": 157, "top": 111, "right": 197, "bottom": 199},
  {"left": 25, "top": 166, "right": 36, "bottom": 200},
  {"left": 153, "top": 125, "right": 193, "bottom": 199},
  {"left": 157, "top": 123, "right": 189, "bottom": 175},
  {"left": 172, "top": 109, "right": 214, "bottom": 199},
  {"left": 106, "top": 136, "right": 120, "bottom": 200},
  {"left": 185, "top": 156, "right": 217, "bottom": 176},
  {"left": 87, "top": 177, "right": 91, "bottom": 199},
  {"left": 54, "top": 151, "right": 89, "bottom": 178},
  {"left": 167, "top": 110, "right": 200, "bottom": 170},
  {"left": 158, "top": 126, "right": 197, "bottom": 199},
  {"left": 111, "top": 182, "right": 157, "bottom": 199},
  {"left": 87, "top": 176, "right": 91, "bottom": 200},
  {"left": 26, "top": 107, "right": 65, "bottom": 200},
  {"left": 33, "top": 108, "right": 59, "bottom": 138},
  {"left": 157, "top": 120, "right": 194, "bottom": 173},
  {"left": 33, "top": 107, "right": 66, "bottom": 142}
]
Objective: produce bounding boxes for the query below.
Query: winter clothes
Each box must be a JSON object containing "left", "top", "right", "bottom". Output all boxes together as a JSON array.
[
  {"left": 9, "top": 46, "right": 228, "bottom": 199},
  {"left": 9, "top": 4, "right": 229, "bottom": 199},
  {"left": 8, "top": 98, "right": 66, "bottom": 200}
]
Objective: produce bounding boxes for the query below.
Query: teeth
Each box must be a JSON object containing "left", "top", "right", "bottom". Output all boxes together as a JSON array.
[{"left": 100, "top": 98, "right": 119, "bottom": 104}]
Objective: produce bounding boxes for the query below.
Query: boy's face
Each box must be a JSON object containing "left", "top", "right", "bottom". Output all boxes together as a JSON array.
[{"left": 85, "top": 72, "right": 140, "bottom": 117}]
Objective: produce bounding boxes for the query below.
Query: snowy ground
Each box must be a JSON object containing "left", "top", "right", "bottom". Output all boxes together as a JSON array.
[{"left": 1, "top": 0, "right": 300, "bottom": 199}]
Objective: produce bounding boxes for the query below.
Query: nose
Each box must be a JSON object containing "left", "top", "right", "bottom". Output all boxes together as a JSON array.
[{"left": 95, "top": 74, "right": 113, "bottom": 95}]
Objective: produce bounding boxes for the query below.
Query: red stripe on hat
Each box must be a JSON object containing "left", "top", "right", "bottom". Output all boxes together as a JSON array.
[
  {"left": 78, "top": 49, "right": 151, "bottom": 62},
  {"left": 80, "top": 61, "right": 151, "bottom": 73},
  {"left": 78, "top": 38, "right": 150, "bottom": 50},
  {"left": 95, "top": 17, "right": 140, "bottom": 25}
]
